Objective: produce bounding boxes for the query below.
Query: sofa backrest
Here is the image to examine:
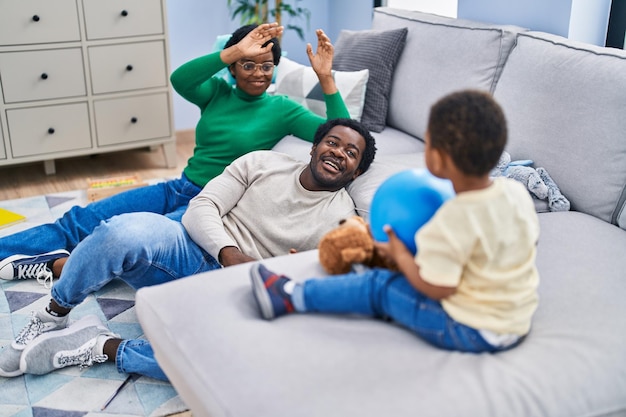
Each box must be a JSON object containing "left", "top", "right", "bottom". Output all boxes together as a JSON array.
[
  {"left": 493, "top": 31, "right": 626, "bottom": 227},
  {"left": 372, "top": 7, "right": 525, "bottom": 141}
]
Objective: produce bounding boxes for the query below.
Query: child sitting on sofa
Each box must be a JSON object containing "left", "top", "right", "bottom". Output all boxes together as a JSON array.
[{"left": 250, "top": 89, "right": 540, "bottom": 353}]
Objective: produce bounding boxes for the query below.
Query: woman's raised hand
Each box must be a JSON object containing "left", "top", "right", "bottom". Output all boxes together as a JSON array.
[
  {"left": 236, "top": 23, "right": 283, "bottom": 58},
  {"left": 307, "top": 29, "right": 334, "bottom": 77}
]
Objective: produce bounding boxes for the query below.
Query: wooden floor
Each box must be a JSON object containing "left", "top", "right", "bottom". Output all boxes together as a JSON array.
[{"left": 0, "top": 130, "right": 195, "bottom": 201}]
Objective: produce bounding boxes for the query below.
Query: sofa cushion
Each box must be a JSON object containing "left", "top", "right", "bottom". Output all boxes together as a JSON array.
[
  {"left": 333, "top": 27, "right": 408, "bottom": 133},
  {"left": 371, "top": 7, "right": 525, "bottom": 140},
  {"left": 275, "top": 57, "right": 369, "bottom": 121},
  {"left": 136, "top": 211, "right": 626, "bottom": 417},
  {"left": 618, "top": 201, "right": 626, "bottom": 230},
  {"left": 371, "top": 126, "right": 425, "bottom": 156},
  {"left": 493, "top": 31, "right": 626, "bottom": 226}
]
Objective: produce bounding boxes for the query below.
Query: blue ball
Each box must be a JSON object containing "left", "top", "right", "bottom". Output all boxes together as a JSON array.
[{"left": 370, "top": 169, "right": 455, "bottom": 254}]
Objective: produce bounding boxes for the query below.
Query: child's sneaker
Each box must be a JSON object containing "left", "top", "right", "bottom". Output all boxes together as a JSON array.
[
  {"left": 0, "top": 250, "right": 70, "bottom": 288},
  {"left": 20, "top": 315, "right": 117, "bottom": 375},
  {"left": 250, "top": 263, "right": 295, "bottom": 320},
  {"left": 0, "top": 309, "right": 69, "bottom": 377}
]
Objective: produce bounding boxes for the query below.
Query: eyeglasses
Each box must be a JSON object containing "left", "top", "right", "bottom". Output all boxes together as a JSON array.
[{"left": 237, "top": 61, "right": 275, "bottom": 74}]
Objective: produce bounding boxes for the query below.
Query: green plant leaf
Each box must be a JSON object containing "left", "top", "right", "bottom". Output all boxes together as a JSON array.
[{"left": 227, "top": 0, "right": 310, "bottom": 41}]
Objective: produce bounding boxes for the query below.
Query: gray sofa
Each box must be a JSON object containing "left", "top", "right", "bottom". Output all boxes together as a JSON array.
[{"left": 135, "top": 8, "right": 626, "bottom": 417}]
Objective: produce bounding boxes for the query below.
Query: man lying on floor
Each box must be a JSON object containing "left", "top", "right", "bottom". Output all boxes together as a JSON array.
[{"left": 0, "top": 118, "right": 376, "bottom": 379}]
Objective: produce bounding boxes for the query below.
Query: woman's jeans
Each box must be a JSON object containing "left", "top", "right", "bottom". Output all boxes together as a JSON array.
[
  {"left": 302, "top": 268, "right": 511, "bottom": 353},
  {"left": 49, "top": 212, "right": 222, "bottom": 380},
  {"left": 0, "top": 174, "right": 202, "bottom": 260}
]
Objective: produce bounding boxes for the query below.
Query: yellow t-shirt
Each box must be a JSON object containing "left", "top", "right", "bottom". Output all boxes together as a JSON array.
[{"left": 416, "top": 177, "right": 540, "bottom": 335}]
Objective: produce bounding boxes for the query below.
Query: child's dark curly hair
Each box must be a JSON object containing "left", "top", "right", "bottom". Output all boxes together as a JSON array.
[{"left": 427, "top": 90, "right": 507, "bottom": 176}]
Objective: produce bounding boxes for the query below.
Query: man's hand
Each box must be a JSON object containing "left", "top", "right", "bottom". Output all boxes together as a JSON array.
[{"left": 218, "top": 246, "right": 256, "bottom": 267}]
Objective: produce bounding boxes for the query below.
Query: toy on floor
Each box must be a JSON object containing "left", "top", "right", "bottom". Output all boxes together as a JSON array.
[
  {"left": 369, "top": 169, "right": 455, "bottom": 254},
  {"left": 490, "top": 152, "right": 570, "bottom": 212},
  {"left": 318, "top": 216, "right": 394, "bottom": 275}
]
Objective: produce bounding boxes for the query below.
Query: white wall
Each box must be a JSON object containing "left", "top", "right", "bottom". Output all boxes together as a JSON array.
[
  {"left": 165, "top": 0, "right": 239, "bottom": 131},
  {"left": 569, "top": 0, "right": 612, "bottom": 46},
  {"left": 457, "top": 0, "right": 612, "bottom": 46},
  {"left": 457, "top": 0, "right": 573, "bottom": 36},
  {"left": 385, "top": 0, "right": 457, "bottom": 17}
]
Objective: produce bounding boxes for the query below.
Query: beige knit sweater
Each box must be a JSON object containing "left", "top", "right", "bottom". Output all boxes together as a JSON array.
[{"left": 182, "top": 150, "right": 357, "bottom": 261}]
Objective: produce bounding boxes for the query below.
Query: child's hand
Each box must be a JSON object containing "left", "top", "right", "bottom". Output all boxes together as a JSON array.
[{"left": 379, "top": 225, "right": 413, "bottom": 265}]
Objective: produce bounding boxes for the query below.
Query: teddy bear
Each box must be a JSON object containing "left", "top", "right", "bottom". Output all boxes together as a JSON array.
[
  {"left": 318, "top": 216, "right": 394, "bottom": 275},
  {"left": 490, "top": 151, "right": 570, "bottom": 212}
]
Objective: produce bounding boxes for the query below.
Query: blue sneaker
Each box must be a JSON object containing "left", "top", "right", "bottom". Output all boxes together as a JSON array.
[
  {"left": 0, "top": 250, "right": 69, "bottom": 288},
  {"left": 250, "top": 263, "right": 295, "bottom": 320}
]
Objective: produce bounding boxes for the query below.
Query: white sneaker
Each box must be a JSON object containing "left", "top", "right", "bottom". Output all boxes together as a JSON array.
[
  {"left": 20, "top": 315, "right": 117, "bottom": 375},
  {"left": 0, "top": 345, "right": 24, "bottom": 377},
  {"left": 12, "top": 310, "right": 69, "bottom": 350},
  {"left": 0, "top": 309, "right": 69, "bottom": 377}
]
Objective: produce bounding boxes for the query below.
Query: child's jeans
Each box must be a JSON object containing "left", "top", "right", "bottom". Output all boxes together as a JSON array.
[{"left": 301, "top": 268, "right": 519, "bottom": 353}]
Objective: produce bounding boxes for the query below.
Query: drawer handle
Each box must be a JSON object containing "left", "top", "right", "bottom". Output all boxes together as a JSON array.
[
  {"left": 41, "top": 73, "right": 48, "bottom": 80},
  {"left": 126, "top": 64, "right": 133, "bottom": 71},
  {"left": 32, "top": 15, "right": 40, "bottom": 22},
  {"left": 121, "top": 10, "right": 129, "bottom": 17},
  {"left": 130, "top": 117, "right": 138, "bottom": 124},
  {"left": 47, "top": 128, "right": 55, "bottom": 135}
]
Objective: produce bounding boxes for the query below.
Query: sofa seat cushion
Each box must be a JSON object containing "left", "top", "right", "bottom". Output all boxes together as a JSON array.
[
  {"left": 493, "top": 31, "right": 626, "bottom": 227},
  {"left": 372, "top": 7, "right": 525, "bottom": 140},
  {"left": 136, "top": 212, "right": 626, "bottom": 417}
]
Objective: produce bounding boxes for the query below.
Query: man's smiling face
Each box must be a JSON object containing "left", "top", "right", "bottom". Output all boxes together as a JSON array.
[{"left": 307, "top": 125, "right": 366, "bottom": 191}]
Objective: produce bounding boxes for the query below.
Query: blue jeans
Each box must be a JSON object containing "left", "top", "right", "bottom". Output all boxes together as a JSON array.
[
  {"left": 302, "top": 268, "right": 510, "bottom": 353},
  {"left": 0, "top": 174, "right": 202, "bottom": 260},
  {"left": 50, "top": 212, "right": 222, "bottom": 380}
]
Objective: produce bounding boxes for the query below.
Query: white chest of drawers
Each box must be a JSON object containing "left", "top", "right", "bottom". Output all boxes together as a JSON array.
[{"left": 0, "top": 0, "right": 176, "bottom": 174}]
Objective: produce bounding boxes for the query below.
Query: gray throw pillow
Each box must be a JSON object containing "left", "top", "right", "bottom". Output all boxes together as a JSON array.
[{"left": 333, "top": 27, "right": 408, "bottom": 133}]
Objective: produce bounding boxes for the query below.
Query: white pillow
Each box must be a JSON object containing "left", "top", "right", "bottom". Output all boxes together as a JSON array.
[{"left": 275, "top": 57, "right": 369, "bottom": 121}]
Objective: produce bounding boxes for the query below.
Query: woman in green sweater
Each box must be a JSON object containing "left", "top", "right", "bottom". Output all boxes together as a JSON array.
[
  {"left": 0, "top": 23, "right": 350, "bottom": 282},
  {"left": 173, "top": 23, "right": 350, "bottom": 185}
]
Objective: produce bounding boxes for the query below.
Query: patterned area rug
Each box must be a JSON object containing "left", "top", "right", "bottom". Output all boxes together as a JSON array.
[{"left": 0, "top": 185, "right": 189, "bottom": 417}]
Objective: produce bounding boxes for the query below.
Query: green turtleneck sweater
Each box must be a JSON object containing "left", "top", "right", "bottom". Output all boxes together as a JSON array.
[{"left": 170, "top": 52, "right": 350, "bottom": 187}]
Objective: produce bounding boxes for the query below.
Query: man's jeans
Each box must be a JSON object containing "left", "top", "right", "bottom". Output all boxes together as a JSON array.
[
  {"left": 50, "top": 212, "right": 221, "bottom": 380},
  {"left": 0, "top": 174, "right": 201, "bottom": 260},
  {"left": 302, "top": 268, "right": 506, "bottom": 353}
]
